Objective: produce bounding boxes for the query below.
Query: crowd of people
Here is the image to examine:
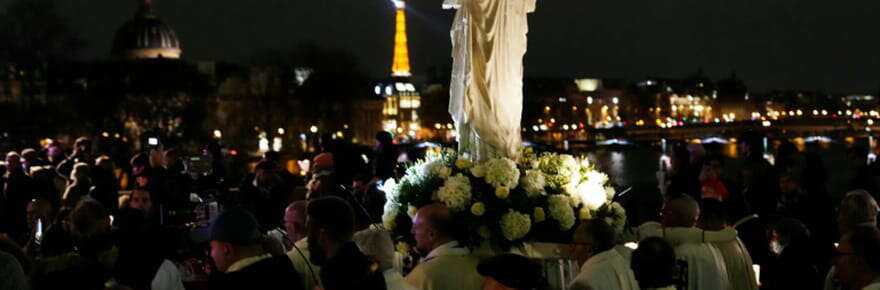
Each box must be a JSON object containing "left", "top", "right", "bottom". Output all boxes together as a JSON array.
[{"left": 1, "top": 130, "right": 880, "bottom": 290}]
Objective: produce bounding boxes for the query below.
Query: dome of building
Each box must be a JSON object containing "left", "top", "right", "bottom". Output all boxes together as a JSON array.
[{"left": 112, "top": 0, "right": 181, "bottom": 59}]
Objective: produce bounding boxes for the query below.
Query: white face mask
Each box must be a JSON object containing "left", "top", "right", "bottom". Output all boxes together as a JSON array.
[{"left": 770, "top": 241, "right": 786, "bottom": 255}]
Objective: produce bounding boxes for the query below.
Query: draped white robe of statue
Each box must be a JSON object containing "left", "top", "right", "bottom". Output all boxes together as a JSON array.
[
  {"left": 445, "top": 0, "right": 535, "bottom": 160},
  {"left": 568, "top": 248, "right": 640, "bottom": 290}
]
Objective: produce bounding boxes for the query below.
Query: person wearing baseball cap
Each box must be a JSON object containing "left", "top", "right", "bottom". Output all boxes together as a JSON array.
[
  {"left": 477, "top": 254, "right": 548, "bottom": 290},
  {"left": 206, "top": 207, "right": 303, "bottom": 290}
]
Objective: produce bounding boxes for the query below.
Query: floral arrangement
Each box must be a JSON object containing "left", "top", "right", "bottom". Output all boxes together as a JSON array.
[{"left": 380, "top": 148, "right": 627, "bottom": 251}]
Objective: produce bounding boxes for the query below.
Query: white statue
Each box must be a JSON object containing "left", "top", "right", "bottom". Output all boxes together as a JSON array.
[{"left": 445, "top": 0, "right": 536, "bottom": 161}]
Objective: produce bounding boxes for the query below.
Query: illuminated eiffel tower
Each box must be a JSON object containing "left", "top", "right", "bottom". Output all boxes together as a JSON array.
[
  {"left": 391, "top": 0, "right": 412, "bottom": 77},
  {"left": 375, "top": 0, "right": 421, "bottom": 139}
]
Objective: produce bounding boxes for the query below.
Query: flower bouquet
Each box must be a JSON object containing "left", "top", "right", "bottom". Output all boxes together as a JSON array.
[{"left": 381, "top": 148, "right": 626, "bottom": 252}]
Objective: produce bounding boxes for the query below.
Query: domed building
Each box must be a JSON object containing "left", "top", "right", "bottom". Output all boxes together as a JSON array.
[{"left": 112, "top": 0, "right": 182, "bottom": 59}]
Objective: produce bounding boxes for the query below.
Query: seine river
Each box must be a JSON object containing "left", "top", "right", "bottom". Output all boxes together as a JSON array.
[{"left": 581, "top": 139, "right": 857, "bottom": 224}]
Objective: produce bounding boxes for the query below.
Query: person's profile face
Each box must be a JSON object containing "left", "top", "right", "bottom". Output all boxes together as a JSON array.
[
  {"left": 6, "top": 155, "right": 21, "bottom": 172},
  {"left": 411, "top": 211, "right": 432, "bottom": 253},
  {"left": 285, "top": 208, "right": 305, "bottom": 240},
  {"left": 210, "top": 241, "right": 231, "bottom": 272},
  {"left": 306, "top": 217, "right": 327, "bottom": 265}
]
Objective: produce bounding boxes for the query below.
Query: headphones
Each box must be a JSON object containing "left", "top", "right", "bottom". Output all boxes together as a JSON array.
[{"left": 278, "top": 228, "right": 320, "bottom": 286}]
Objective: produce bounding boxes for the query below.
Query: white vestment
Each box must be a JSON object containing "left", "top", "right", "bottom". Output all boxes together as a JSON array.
[
  {"left": 151, "top": 259, "right": 185, "bottom": 290},
  {"left": 711, "top": 236, "right": 758, "bottom": 290},
  {"left": 568, "top": 249, "right": 640, "bottom": 290},
  {"left": 672, "top": 235, "right": 732, "bottom": 290},
  {"left": 405, "top": 241, "right": 482, "bottom": 290},
  {"left": 865, "top": 281, "right": 880, "bottom": 290},
  {"left": 446, "top": 0, "right": 535, "bottom": 160},
  {"left": 286, "top": 238, "right": 320, "bottom": 290}
]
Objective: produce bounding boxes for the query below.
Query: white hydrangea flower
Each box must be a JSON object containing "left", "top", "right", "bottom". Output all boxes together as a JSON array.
[
  {"left": 601, "top": 202, "right": 627, "bottom": 233},
  {"left": 435, "top": 173, "right": 472, "bottom": 211},
  {"left": 423, "top": 159, "right": 451, "bottom": 179},
  {"left": 483, "top": 158, "right": 520, "bottom": 189},
  {"left": 568, "top": 172, "right": 582, "bottom": 187},
  {"left": 378, "top": 178, "right": 399, "bottom": 200},
  {"left": 548, "top": 195, "right": 576, "bottom": 231},
  {"left": 500, "top": 210, "right": 532, "bottom": 241},
  {"left": 578, "top": 181, "right": 607, "bottom": 210},
  {"left": 564, "top": 183, "right": 578, "bottom": 196},
  {"left": 584, "top": 170, "right": 609, "bottom": 186},
  {"left": 520, "top": 169, "right": 546, "bottom": 198},
  {"left": 382, "top": 201, "right": 400, "bottom": 230},
  {"left": 579, "top": 158, "right": 590, "bottom": 168},
  {"left": 561, "top": 154, "right": 579, "bottom": 171}
]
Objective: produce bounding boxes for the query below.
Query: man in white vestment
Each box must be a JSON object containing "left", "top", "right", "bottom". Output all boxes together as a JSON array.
[
  {"left": 445, "top": 0, "right": 535, "bottom": 160},
  {"left": 660, "top": 194, "right": 731, "bottom": 290},
  {"left": 405, "top": 204, "right": 482, "bottom": 290},
  {"left": 568, "top": 219, "right": 639, "bottom": 290},
  {"left": 698, "top": 198, "right": 758, "bottom": 290}
]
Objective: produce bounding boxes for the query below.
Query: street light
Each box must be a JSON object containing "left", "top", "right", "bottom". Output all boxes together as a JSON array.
[{"left": 310, "top": 126, "right": 318, "bottom": 133}]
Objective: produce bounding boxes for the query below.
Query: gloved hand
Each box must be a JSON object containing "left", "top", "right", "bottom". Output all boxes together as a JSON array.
[{"left": 353, "top": 228, "right": 395, "bottom": 271}]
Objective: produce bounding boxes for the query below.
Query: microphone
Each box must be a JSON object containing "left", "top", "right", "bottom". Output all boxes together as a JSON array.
[{"left": 339, "top": 185, "right": 380, "bottom": 227}]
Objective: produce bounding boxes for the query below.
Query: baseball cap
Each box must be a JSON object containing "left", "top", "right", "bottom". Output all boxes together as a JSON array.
[{"left": 191, "top": 207, "right": 262, "bottom": 245}]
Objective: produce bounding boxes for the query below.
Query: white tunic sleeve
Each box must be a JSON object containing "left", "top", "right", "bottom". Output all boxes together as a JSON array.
[{"left": 152, "top": 259, "right": 186, "bottom": 290}]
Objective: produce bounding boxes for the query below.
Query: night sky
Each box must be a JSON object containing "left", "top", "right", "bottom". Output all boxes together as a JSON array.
[{"left": 12, "top": 0, "right": 880, "bottom": 93}]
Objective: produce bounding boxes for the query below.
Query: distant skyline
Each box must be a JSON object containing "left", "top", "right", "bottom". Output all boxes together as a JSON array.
[{"left": 10, "top": 0, "right": 879, "bottom": 93}]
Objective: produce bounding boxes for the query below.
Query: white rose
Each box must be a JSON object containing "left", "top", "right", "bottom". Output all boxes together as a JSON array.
[
  {"left": 438, "top": 166, "right": 452, "bottom": 179},
  {"left": 530, "top": 160, "right": 540, "bottom": 169},
  {"left": 471, "top": 164, "right": 486, "bottom": 177},
  {"left": 455, "top": 157, "right": 472, "bottom": 169}
]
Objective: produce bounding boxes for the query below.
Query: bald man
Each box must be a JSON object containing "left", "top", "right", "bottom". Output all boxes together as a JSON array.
[
  {"left": 838, "top": 190, "right": 879, "bottom": 234},
  {"left": 825, "top": 190, "right": 879, "bottom": 290},
  {"left": 405, "top": 203, "right": 482, "bottom": 290},
  {"left": 661, "top": 195, "right": 732, "bottom": 290}
]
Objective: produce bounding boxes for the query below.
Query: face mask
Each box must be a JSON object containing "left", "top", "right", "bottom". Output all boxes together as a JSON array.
[{"left": 770, "top": 241, "right": 785, "bottom": 255}]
